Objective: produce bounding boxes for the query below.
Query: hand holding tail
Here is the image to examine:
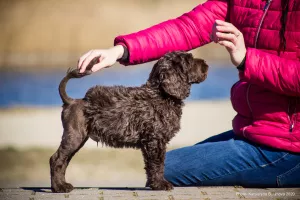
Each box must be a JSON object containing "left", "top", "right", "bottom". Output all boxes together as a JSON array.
[{"left": 59, "top": 57, "right": 98, "bottom": 104}]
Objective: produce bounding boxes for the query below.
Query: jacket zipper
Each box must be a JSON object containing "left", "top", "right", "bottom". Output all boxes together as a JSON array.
[
  {"left": 254, "top": 0, "right": 272, "bottom": 48},
  {"left": 263, "top": 0, "right": 272, "bottom": 11},
  {"left": 287, "top": 101, "right": 293, "bottom": 132},
  {"left": 242, "top": 126, "right": 248, "bottom": 137},
  {"left": 288, "top": 98, "right": 298, "bottom": 132}
]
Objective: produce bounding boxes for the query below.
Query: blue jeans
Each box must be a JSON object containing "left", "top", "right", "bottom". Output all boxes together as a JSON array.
[{"left": 164, "top": 130, "right": 300, "bottom": 187}]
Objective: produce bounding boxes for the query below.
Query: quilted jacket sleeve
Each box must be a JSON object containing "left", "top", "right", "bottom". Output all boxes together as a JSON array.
[
  {"left": 241, "top": 48, "right": 300, "bottom": 96},
  {"left": 114, "top": 0, "right": 228, "bottom": 65}
]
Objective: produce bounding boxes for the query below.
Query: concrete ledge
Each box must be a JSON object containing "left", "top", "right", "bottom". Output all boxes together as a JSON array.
[{"left": 1, "top": 187, "right": 300, "bottom": 200}]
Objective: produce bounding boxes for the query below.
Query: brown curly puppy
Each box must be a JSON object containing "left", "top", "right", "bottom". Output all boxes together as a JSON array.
[{"left": 49, "top": 51, "right": 209, "bottom": 193}]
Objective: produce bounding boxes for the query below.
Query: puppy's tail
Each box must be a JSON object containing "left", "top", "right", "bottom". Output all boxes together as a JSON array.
[{"left": 59, "top": 68, "right": 92, "bottom": 105}]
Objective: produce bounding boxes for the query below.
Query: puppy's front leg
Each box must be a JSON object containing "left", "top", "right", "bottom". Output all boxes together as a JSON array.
[{"left": 141, "top": 139, "right": 173, "bottom": 190}]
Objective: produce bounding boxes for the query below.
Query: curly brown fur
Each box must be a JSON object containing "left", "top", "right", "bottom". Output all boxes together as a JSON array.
[{"left": 50, "top": 51, "right": 209, "bottom": 193}]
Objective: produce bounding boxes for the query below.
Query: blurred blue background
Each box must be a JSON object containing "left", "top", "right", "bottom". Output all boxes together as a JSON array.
[{"left": 0, "top": 64, "right": 237, "bottom": 107}]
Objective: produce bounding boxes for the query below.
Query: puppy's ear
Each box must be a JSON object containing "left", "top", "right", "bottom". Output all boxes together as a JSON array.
[
  {"left": 188, "top": 58, "right": 209, "bottom": 83},
  {"left": 160, "top": 67, "right": 191, "bottom": 100}
]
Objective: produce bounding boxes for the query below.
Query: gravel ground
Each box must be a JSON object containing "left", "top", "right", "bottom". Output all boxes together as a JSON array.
[{"left": 1, "top": 187, "right": 300, "bottom": 200}]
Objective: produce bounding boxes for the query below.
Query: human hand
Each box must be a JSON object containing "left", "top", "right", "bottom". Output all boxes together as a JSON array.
[
  {"left": 77, "top": 45, "right": 125, "bottom": 73},
  {"left": 211, "top": 20, "right": 246, "bottom": 67}
]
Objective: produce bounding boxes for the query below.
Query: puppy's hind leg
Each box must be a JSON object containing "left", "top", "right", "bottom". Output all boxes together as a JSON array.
[
  {"left": 50, "top": 104, "right": 88, "bottom": 193},
  {"left": 141, "top": 139, "right": 173, "bottom": 190}
]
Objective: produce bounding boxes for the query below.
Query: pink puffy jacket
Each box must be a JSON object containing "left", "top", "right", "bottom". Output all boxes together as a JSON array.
[{"left": 114, "top": 0, "right": 300, "bottom": 153}]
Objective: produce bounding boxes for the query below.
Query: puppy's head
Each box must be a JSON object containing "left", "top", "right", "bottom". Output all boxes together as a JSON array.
[{"left": 148, "top": 51, "right": 208, "bottom": 100}]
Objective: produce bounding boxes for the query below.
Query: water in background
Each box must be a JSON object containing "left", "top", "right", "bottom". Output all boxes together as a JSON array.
[{"left": 0, "top": 63, "right": 238, "bottom": 107}]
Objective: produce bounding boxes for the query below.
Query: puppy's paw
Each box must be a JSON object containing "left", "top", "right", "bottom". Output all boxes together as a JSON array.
[
  {"left": 150, "top": 179, "right": 174, "bottom": 191},
  {"left": 51, "top": 182, "right": 74, "bottom": 193}
]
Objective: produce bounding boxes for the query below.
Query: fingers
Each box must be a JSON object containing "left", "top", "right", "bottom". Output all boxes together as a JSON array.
[
  {"left": 215, "top": 19, "right": 234, "bottom": 27},
  {"left": 218, "top": 40, "right": 235, "bottom": 52},
  {"left": 79, "top": 51, "right": 102, "bottom": 73},
  {"left": 78, "top": 51, "right": 93, "bottom": 70},
  {"left": 213, "top": 20, "right": 241, "bottom": 39},
  {"left": 215, "top": 26, "right": 241, "bottom": 38},
  {"left": 216, "top": 32, "right": 238, "bottom": 45},
  {"left": 214, "top": 20, "right": 246, "bottom": 67}
]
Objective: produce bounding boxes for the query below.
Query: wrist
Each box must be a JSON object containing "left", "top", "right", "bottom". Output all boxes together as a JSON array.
[
  {"left": 232, "top": 49, "right": 246, "bottom": 67},
  {"left": 111, "top": 45, "right": 125, "bottom": 60}
]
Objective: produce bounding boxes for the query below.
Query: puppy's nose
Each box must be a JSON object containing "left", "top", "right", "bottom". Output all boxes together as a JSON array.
[{"left": 201, "top": 63, "right": 209, "bottom": 73}]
